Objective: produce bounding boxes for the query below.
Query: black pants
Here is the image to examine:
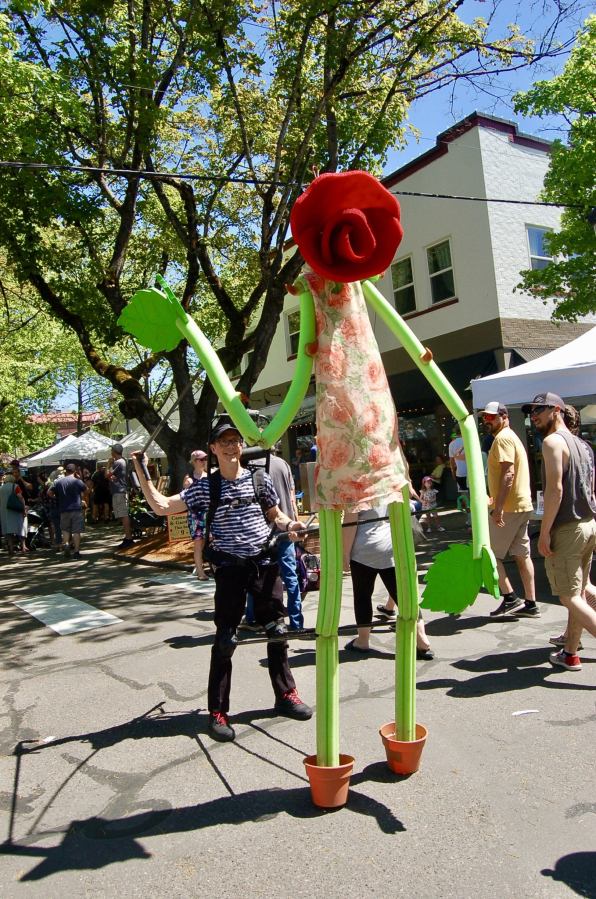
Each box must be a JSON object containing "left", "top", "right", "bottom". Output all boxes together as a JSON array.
[
  {"left": 208, "top": 561, "right": 296, "bottom": 714},
  {"left": 350, "top": 559, "right": 398, "bottom": 626}
]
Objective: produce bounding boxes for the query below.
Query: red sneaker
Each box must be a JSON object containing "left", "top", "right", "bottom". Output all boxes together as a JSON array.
[{"left": 550, "top": 650, "right": 581, "bottom": 671}]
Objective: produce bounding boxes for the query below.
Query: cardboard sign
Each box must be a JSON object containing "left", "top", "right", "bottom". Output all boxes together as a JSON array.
[
  {"left": 536, "top": 491, "right": 544, "bottom": 516},
  {"left": 167, "top": 512, "right": 191, "bottom": 543}
]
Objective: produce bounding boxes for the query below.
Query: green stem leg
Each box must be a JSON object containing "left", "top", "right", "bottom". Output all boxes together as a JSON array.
[
  {"left": 362, "top": 279, "right": 489, "bottom": 560},
  {"left": 389, "top": 492, "right": 418, "bottom": 742},
  {"left": 315, "top": 509, "right": 343, "bottom": 767}
]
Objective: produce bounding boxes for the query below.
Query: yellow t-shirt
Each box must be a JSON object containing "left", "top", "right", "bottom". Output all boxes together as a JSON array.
[{"left": 487, "top": 426, "right": 533, "bottom": 513}]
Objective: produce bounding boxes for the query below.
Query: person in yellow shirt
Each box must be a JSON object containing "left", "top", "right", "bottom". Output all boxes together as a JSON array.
[{"left": 481, "top": 401, "right": 538, "bottom": 618}]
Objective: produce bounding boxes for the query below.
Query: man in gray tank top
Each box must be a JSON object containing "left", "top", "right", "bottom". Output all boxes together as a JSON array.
[{"left": 522, "top": 392, "right": 596, "bottom": 671}]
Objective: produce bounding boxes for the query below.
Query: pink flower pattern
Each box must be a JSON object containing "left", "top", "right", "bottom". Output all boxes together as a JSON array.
[{"left": 303, "top": 268, "right": 407, "bottom": 511}]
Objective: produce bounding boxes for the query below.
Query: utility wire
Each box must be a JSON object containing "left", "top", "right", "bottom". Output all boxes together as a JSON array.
[{"left": 0, "top": 160, "right": 583, "bottom": 208}]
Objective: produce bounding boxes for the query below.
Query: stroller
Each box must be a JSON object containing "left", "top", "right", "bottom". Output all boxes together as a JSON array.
[
  {"left": 296, "top": 544, "right": 321, "bottom": 592},
  {"left": 25, "top": 504, "right": 51, "bottom": 551},
  {"left": 129, "top": 502, "right": 166, "bottom": 539}
]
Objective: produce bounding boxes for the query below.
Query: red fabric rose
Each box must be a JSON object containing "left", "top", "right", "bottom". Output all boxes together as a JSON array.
[{"left": 290, "top": 171, "right": 403, "bottom": 282}]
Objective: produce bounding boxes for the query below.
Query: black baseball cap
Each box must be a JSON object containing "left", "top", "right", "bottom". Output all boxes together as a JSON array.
[
  {"left": 210, "top": 415, "right": 242, "bottom": 443},
  {"left": 521, "top": 392, "right": 566, "bottom": 414},
  {"left": 65, "top": 463, "right": 77, "bottom": 473},
  {"left": 112, "top": 443, "right": 124, "bottom": 455}
]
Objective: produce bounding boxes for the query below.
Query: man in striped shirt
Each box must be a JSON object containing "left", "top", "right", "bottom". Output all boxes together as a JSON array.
[{"left": 132, "top": 420, "right": 312, "bottom": 742}]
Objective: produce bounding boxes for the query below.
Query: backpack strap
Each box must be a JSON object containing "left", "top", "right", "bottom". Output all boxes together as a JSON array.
[
  {"left": 204, "top": 470, "right": 222, "bottom": 554},
  {"left": 250, "top": 465, "right": 272, "bottom": 524}
]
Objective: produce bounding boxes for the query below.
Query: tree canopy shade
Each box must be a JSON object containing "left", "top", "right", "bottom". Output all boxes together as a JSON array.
[
  {"left": 0, "top": 1, "right": 584, "bottom": 485},
  {"left": 514, "top": 15, "right": 596, "bottom": 322}
]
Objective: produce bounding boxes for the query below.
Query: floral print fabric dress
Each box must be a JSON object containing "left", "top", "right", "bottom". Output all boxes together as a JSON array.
[{"left": 301, "top": 268, "right": 407, "bottom": 512}]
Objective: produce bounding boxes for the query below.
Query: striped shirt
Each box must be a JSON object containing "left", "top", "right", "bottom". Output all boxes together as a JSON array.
[{"left": 180, "top": 468, "right": 279, "bottom": 559}]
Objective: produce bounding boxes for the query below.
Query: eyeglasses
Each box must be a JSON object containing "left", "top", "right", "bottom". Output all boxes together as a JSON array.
[
  {"left": 217, "top": 437, "right": 243, "bottom": 447},
  {"left": 529, "top": 404, "right": 553, "bottom": 416},
  {"left": 482, "top": 413, "right": 498, "bottom": 421}
]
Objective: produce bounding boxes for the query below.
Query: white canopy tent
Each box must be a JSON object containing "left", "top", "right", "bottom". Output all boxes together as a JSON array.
[
  {"left": 118, "top": 427, "right": 167, "bottom": 458},
  {"left": 38, "top": 431, "right": 114, "bottom": 465},
  {"left": 472, "top": 326, "right": 596, "bottom": 409},
  {"left": 26, "top": 433, "right": 79, "bottom": 465}
]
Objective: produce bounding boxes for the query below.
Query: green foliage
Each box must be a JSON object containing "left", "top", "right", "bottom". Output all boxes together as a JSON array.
[{"left": 514, "top": 16, "right": 596, "bottom": 321}]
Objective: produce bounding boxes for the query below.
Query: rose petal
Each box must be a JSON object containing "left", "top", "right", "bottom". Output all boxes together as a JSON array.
[{"left": 320, "top": 208, "right": 376, "bottom": 265}]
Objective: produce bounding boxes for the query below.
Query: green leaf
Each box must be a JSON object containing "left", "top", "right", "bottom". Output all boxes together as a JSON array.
[
  {"left": 118, "top": 287, "right": 185, "bottom": 352},
  {"left": 420, "top": 543, "right": 482, "bottom": 614},
  {"left": 481, "top": 545, "right": 500, "bottom": 599}
]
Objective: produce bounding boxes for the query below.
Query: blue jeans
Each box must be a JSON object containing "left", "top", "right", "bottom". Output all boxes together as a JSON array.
[{"left": 247, "top": 540, "right": 304, "bottom": 629}]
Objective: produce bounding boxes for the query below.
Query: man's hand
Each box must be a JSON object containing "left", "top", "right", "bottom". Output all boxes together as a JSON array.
[
  {"left": 538, "top": 531, "right": 553, "bottom": 557},
  {"left": 343, "top": 555, "right": 351, "bottom": 572},
  {"left": 287, "top": 520, "right": 306, "bottom": 542},
  {"left": 492, "top": 508, "right": 505, "bottom": 528}
]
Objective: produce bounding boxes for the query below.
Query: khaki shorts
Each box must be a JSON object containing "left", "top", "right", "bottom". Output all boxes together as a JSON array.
[
  {"left": 545, "top": 518, "right": 596, "bottom": 597},
  {"left": 112, "top": 492, "right": 129, "bottom": 519},
  {"left": 488, "top": 510, "right": 531, "bottom": 560}
]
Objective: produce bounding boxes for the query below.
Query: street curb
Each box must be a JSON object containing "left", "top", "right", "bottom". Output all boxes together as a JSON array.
[{"left": 110, "top": 551, "right": 193, "bottom": 571}]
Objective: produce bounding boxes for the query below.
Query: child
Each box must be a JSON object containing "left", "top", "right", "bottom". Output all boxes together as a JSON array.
[{"left": 420, "top": 476, "right": 444, "bottom": 532}]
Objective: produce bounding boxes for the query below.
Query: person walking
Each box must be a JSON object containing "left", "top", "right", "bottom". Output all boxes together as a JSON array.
[
  {"left": 481, "top": 401, "right": 538, "bottom": 618},
  {"left": 342, "top": 504, "right": 434, "bottom": 659},
  {"left": 420, "top": 476, "right": 444, "bottom": 532},
  {"left": 521, "top": 393, "right": 596, "bottom": 671},
  {"left": 182, "top": 450, "right": 209, "bottom": 580},
  {"left": 0, "top": 473, "right": 28, "bottom": 555},
  {"left": 108, "top": 444, "right": 134, "bottom": 548},
  {"left": 91, "top": 464, "right": 111, "bottom": 523},
  {"left": 48, "top": 463, "right": 88, "bottom": 560},
  {"left": 131, "top": 419, "right": 312, "bottom": 743}
]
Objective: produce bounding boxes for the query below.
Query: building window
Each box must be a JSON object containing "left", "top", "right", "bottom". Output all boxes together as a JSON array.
[
  {"left": 527, "top": 226, "right": 553, "bottom": 270},
  {"left": 229, "top": 362, "right": 242, "bottom": 379},
  {"left": 285, "top": 309, "right": 300, "bottom": 356},
  {"left": 391, "top": 257, "right": 416, "bottom": 315},
  {"left": 427, "top": 239, "right": 455, "bottom": 304}
]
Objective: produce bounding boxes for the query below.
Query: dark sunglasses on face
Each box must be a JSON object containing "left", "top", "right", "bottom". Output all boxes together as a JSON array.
[{"left": 529, "top": 404, "right": 553, "bottom": 416}]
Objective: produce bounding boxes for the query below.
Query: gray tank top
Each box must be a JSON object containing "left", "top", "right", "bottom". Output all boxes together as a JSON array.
[{"left": 541, "top": 430, "right": 596, "bottom": 530}]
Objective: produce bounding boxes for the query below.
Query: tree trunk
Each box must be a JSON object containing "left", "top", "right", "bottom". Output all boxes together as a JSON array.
[{"left": 77, "top": 381, "right": 84, "bottom": 436}]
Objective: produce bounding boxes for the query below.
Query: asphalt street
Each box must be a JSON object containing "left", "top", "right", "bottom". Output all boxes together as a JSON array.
[{"left": 0, "top": 512, "right": 595, "bottom": 899}]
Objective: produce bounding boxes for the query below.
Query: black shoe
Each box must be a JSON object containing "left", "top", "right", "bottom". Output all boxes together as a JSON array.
[
  {"left": 274, "top": 689, "right": 313, "bottom": 720},
  {"left": 376, "top": 604, "right": 396, "bottom": 620},
  {"left": 208, "top": 711, "right": 235, "bottom": 742},
  {"left": 489, "top": 597, "right": 523, "bottom": 617},
  {"left": 239, "top": 617, "right": 264, "bottom": 633},
  {"left": 511, "top": 602, "right": 541, "bottom": 618},
  {"left": 416, "top": 647, "right": 435, "bottom": 660},
  {"left": 117, "top": 538, "right": 135, "bottom": 549}
]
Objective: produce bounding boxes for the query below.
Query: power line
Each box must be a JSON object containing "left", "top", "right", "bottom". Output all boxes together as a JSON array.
[{"left": 0, "top": 160, "right": 583, "bottom": 208}]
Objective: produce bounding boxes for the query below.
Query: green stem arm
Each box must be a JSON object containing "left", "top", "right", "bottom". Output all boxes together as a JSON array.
[{"left": 362, "top": 279, "right": 489, "bottom": 560}]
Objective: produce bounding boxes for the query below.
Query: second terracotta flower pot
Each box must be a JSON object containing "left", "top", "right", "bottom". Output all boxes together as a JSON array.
[
  {"left": 303, "top": 754, "right": 355, "bottom": 808},
  {"left": 379, "top": 722, "right": 428, "bottom": 774}
]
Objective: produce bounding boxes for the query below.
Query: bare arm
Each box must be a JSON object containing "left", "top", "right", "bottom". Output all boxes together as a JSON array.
[
  {"left": 266, "top": 504, "right": 305, "bottom": 540},
  {"left": 538, "top": 434, "right": 567, "bottom": 557},
  {"left": 492, "top": 461, "right": 515, "bottom": 526},
  {"left": 342, "top": 510, "right": 358, "bottom": 570},
  {"left": 132, "top": 454, "right": 188, "bottom": 515}
]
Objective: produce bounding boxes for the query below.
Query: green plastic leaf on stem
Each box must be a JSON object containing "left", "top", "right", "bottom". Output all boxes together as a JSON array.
[
  {"left": 481, "top": 545, "right": 500, "bottom": 599},
  {"left": 420, "top": 543, "right": 483, "bottom": 614},
  {"left": 118, "top": 287, "right": 185, "bottom": 352}
]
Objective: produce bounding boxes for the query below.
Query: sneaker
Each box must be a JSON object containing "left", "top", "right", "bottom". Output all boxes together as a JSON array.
[
  {"left": 549, "top": 633, "right": 583, "bottom": 651},
  {"left": 511, "top": 602, "right": 541, "bottom": 618},
  {"left": 117, "top": 538, "right": 135, "bottom": 549},
  {"left": 73, "top": 551, "right": 81, "bottom": 560},
  {"left": 376, "top": 604, "right": 396, "bottom": 620},
  {"left": 274, "top": 688, "right": 313, "bottom": 720},
  {"left": 436, "top": 526, "right": 445, "bottom": 532},
  {"left": 550, "top": 649, "right": 582, "bottom": 671},
  {"left": 489, "top": 597, "right": 523, "bottom": 617},
  {"left": 239, "top": 617, "right": 263, "bottom": 632},
  {"left": 208, "top": 711, "right": 235, "bottom": 742}
]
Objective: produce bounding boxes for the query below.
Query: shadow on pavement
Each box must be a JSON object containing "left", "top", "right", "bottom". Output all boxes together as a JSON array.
[{"left": 541, "top": 852, "right": 596, "bottom": 898}]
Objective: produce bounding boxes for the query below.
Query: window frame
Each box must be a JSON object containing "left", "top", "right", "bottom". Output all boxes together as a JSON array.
[
  {"left": 390, "top": 255, "right": 417, "bottom": 316},
  {"left": 284, "top": 306, "right": 301, "bottom": 359},
  {"left": 425, "top": 237, "right": 457, "bottom": 306},
  {"left": 526, "top": 225, "right": 553, "bottom": 271}
]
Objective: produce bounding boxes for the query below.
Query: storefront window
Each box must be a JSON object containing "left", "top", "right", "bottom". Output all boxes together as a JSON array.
[{"left": 398, "top": 412, "right": 438, "bottom": 487}]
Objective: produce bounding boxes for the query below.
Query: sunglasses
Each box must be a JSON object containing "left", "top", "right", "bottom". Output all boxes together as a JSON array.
[
  {"left": 529, "top": 404, "right": 553, "bottom": 416},
  {"left": 482, "top": 413, "right": 498, "bottom": 421}
]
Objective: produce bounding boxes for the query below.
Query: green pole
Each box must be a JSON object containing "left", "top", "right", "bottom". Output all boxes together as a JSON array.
[
  {"left": 315, "top": 509, "right": 343, "bottom": 767},
  {"left": 389, "top": 492, "right": 418, "bottom": 742}
]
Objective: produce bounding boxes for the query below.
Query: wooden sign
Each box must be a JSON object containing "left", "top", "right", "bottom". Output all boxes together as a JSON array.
[{"left": 167, "top": 512, "right": 191, "bottom": 543}]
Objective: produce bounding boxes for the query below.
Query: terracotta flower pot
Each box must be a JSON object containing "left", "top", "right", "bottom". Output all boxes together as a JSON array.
[
  {"left": 303, "top": 754, "right": 355, "bottom": 808},
  {"left": 379, "top": 722, "right": 428, "bottom": 774}
]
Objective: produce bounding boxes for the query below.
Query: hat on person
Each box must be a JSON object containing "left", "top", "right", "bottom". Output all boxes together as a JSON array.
[
  {"left": 112, "top": 443, "right": 124, "bottom": 455},
  {"left": 190, "top": 449, "right": 207, "bottom": 461},
  {"left": 479, "top": 401, "right": 508, "bottom": 416},
  {"left": 210, "top": 416, "right": 242, "bottom": 443},
  {"left": 65, "top": 463, "right": 77, "bottom": 473},
  {"left": 521, "top": 392, "right": 566, "bottom": 414},
  {"left": 422, "top": 476, "right": 433, "bottom": 484}
]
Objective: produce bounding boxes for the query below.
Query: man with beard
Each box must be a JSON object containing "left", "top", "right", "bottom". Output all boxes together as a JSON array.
[
  {"left": 480, "top": 401, "right": 538, "bottom": 618},
  {"left": 522, "top": 393, "right": 596, "bottom": 671}
]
